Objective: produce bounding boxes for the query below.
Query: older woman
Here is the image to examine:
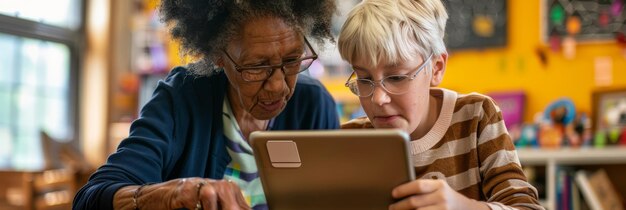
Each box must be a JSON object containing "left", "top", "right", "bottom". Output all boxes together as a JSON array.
[{"left": 73, "top": 1, "right": 339, "bottom": 209}]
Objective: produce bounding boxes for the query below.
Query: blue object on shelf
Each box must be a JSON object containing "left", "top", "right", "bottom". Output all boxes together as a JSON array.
[{"left": 544, "top": 98, "right": 576, "bottom": 125}]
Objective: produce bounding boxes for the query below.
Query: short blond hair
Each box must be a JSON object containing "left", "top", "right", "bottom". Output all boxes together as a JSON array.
[{"left": 338, "top": 0, "right": 448, "bottom": 67}]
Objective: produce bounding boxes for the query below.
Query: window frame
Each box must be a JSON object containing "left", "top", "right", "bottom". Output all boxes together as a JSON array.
[{"left": 0, "top": 3, "right": 84, "bottom": 149}]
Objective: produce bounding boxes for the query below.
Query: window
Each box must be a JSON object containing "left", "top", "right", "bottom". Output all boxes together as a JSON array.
[
  {"left": 0, "top": 1, "right": 81, "bottom": 170},
  {"left": 0, "top": 0, "right": 82, "bottom": 29}
]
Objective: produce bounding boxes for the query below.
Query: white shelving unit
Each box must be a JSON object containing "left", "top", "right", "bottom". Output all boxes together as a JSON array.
[{"left": 517, "top": 146, "right": 626, "bottom": 210}]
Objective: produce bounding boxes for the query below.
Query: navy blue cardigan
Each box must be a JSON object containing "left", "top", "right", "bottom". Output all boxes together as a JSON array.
[{"left": 73, "top": 67, "right": 340, "bottom": 209}]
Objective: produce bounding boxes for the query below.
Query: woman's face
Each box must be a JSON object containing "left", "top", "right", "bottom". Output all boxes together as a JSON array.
[
  {"left": 221, "top": 16, "right": 304, "bottom": 120},
  {"left": 350, "top": 56, "right": 434, "bottom": 137}
]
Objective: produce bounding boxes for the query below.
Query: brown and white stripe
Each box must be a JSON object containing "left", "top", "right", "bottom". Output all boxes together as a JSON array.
[{"left": 342, "top": 88, "right": 544, "bottom": 210}]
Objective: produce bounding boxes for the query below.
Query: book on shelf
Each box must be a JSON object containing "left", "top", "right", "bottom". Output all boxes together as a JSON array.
[
  {"left": 575, "top": 169, "right": 624, "bottom": 210},
  {"left": 557, "top": 167, "right": 576, "bottom": 210},
  {"left": 571, "top": 178, "right": 580, "bottom": 210}
]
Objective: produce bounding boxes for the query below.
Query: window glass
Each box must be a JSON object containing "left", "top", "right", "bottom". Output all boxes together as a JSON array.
[
  {"left": 0, "top": 0, "right": 82, "bottom": 29},
  {"left": 0, "top": 33, "right": 16, "bottom": 85},
  {"left": 0, "top": 33, "right": 72, "bottom": 170}
]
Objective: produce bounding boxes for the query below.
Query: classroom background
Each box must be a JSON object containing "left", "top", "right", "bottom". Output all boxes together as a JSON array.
[{"left": 1, "top": 0, "right": 626, "bottom": 209}]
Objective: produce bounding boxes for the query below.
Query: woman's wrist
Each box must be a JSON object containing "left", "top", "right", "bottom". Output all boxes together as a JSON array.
[
  {"left": 114, "top": 185, "right": 141, "bottom": 210},
  {"left": 115, "top": 183, "right": 164, "bottom": 210},
  {"left": 133, "top": 184, "right": 152, "bottom": 209}
]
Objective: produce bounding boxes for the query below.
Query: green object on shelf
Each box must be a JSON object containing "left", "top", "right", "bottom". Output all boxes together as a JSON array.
[
  {"left": 609, "top": 128, "right": 621, "bottom": 144},
  {"left": 595, "top": 131, "right": 606, "bottom": 148}
]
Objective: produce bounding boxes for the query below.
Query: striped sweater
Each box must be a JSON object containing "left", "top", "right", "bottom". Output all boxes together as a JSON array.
[{"left": 342, "top": 88, "right": 544, "bottom": 210}]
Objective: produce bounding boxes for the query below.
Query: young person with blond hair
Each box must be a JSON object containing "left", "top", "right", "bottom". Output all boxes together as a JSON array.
[{"left": 338, "top": 0, "right": 544, "bottom": 209}]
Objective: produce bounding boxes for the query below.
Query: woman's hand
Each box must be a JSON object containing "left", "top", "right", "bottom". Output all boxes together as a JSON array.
[
  {"left": 114, "top": 177, "right": 250, "bottom": 210},
  {"left": 388, "top": 179, "right": 488, "bottom": 210}
]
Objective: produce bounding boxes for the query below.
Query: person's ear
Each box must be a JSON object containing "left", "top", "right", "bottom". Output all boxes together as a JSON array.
[{"left": 430, "top": 53, "right": 447, "bottom": 87}]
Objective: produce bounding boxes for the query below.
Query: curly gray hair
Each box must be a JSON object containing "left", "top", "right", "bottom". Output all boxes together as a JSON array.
[{"left": 159, "top": 0, "right": 337, "bottom": 76}]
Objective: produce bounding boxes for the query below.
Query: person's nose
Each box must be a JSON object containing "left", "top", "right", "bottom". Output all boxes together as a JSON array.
[
  {"left": 370, "top": 83, "right": 390, "bottom": 106},
  {"left": 263, "top": 66, "right": 287, "bottom": 92}
]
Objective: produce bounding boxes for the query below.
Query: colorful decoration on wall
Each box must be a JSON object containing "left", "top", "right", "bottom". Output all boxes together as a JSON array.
[
  {"left": 612, "top": 0, "right": 625, "bottom": 17},
  {"left": 549, "top": 31, "right": 562, "bottom": 52},
  {"left": 545, "top": 0, "right": 626, "bottom": 42},
  {"left": 562, "top": 36, "right": 577, "bottom": 59},
  {"left": 444, "top": 0, "right": 507, "bottom": 50},
  {"left": 535, "top": 47, "right": 549, "bottom": 67},
  {"left": 565, "top": 13, "right": 581, "bottom": 35},
  {"left": 617, "top": 31, "right": 626, "bottom": 57},
  {"left": 550, "top": 2, "right": 566, "bottom": 26}
]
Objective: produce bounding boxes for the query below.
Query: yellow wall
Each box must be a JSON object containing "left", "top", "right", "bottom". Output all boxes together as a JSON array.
[
  {"left": 441, "top": 0, "right": 626, "bottom": 122},
  {"left": 147, "top": 0, "right": 626, "bottom": 123}
]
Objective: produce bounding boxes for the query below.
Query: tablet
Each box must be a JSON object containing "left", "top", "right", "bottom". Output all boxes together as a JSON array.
[{"left": 250, "top": 129, "right": 415, "bottom": 210}]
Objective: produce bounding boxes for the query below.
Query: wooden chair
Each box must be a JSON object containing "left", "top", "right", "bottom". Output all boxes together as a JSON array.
[
  {"left": 0, "top": 168, "right": 75, "bottom": 210},
  {"left": 0, "top": 131, "right": 90, "bottom": 210},
  {"left": 26, "top": 168, "right": 76, "bottom": 210}
]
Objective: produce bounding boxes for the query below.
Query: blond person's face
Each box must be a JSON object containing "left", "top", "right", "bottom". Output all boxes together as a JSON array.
[
  {"left": 220, "top": 16, "right": 305, "bottom": 120},
  {"left": 350, "top": 55, "right": 434, "bottom": 136}
]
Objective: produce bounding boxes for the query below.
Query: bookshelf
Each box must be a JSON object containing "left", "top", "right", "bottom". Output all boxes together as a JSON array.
[{"left": 517, "top": 146, "right": 626, "bottom": 210}]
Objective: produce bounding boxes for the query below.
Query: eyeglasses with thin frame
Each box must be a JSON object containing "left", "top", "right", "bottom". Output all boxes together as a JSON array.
[
  {"left": 223, "top": 37, "right": 318, "bottom": 82},
  {"left": 344, "top": 54, "right": 433, "bottom": 97}
]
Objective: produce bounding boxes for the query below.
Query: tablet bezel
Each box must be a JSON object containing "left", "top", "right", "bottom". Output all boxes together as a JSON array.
[{"left": 250, "top": 129, "right": 415, "bottom": 210}]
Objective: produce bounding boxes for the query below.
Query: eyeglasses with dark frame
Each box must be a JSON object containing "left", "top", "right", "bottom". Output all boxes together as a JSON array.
[
  {"left": 223, "top": 37, "right": 318, "bottom": 82},
  {"left": 344, "top": 54, "right": 434, "bottom": 97}
]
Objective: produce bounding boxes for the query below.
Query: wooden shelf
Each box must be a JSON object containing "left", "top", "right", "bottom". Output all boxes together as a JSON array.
[
  {"left": 517, "top": 146, "right": 626, "bottom": 165},
  {"left": 516, "top": 146, "right": 626, "bottom": 210}
]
